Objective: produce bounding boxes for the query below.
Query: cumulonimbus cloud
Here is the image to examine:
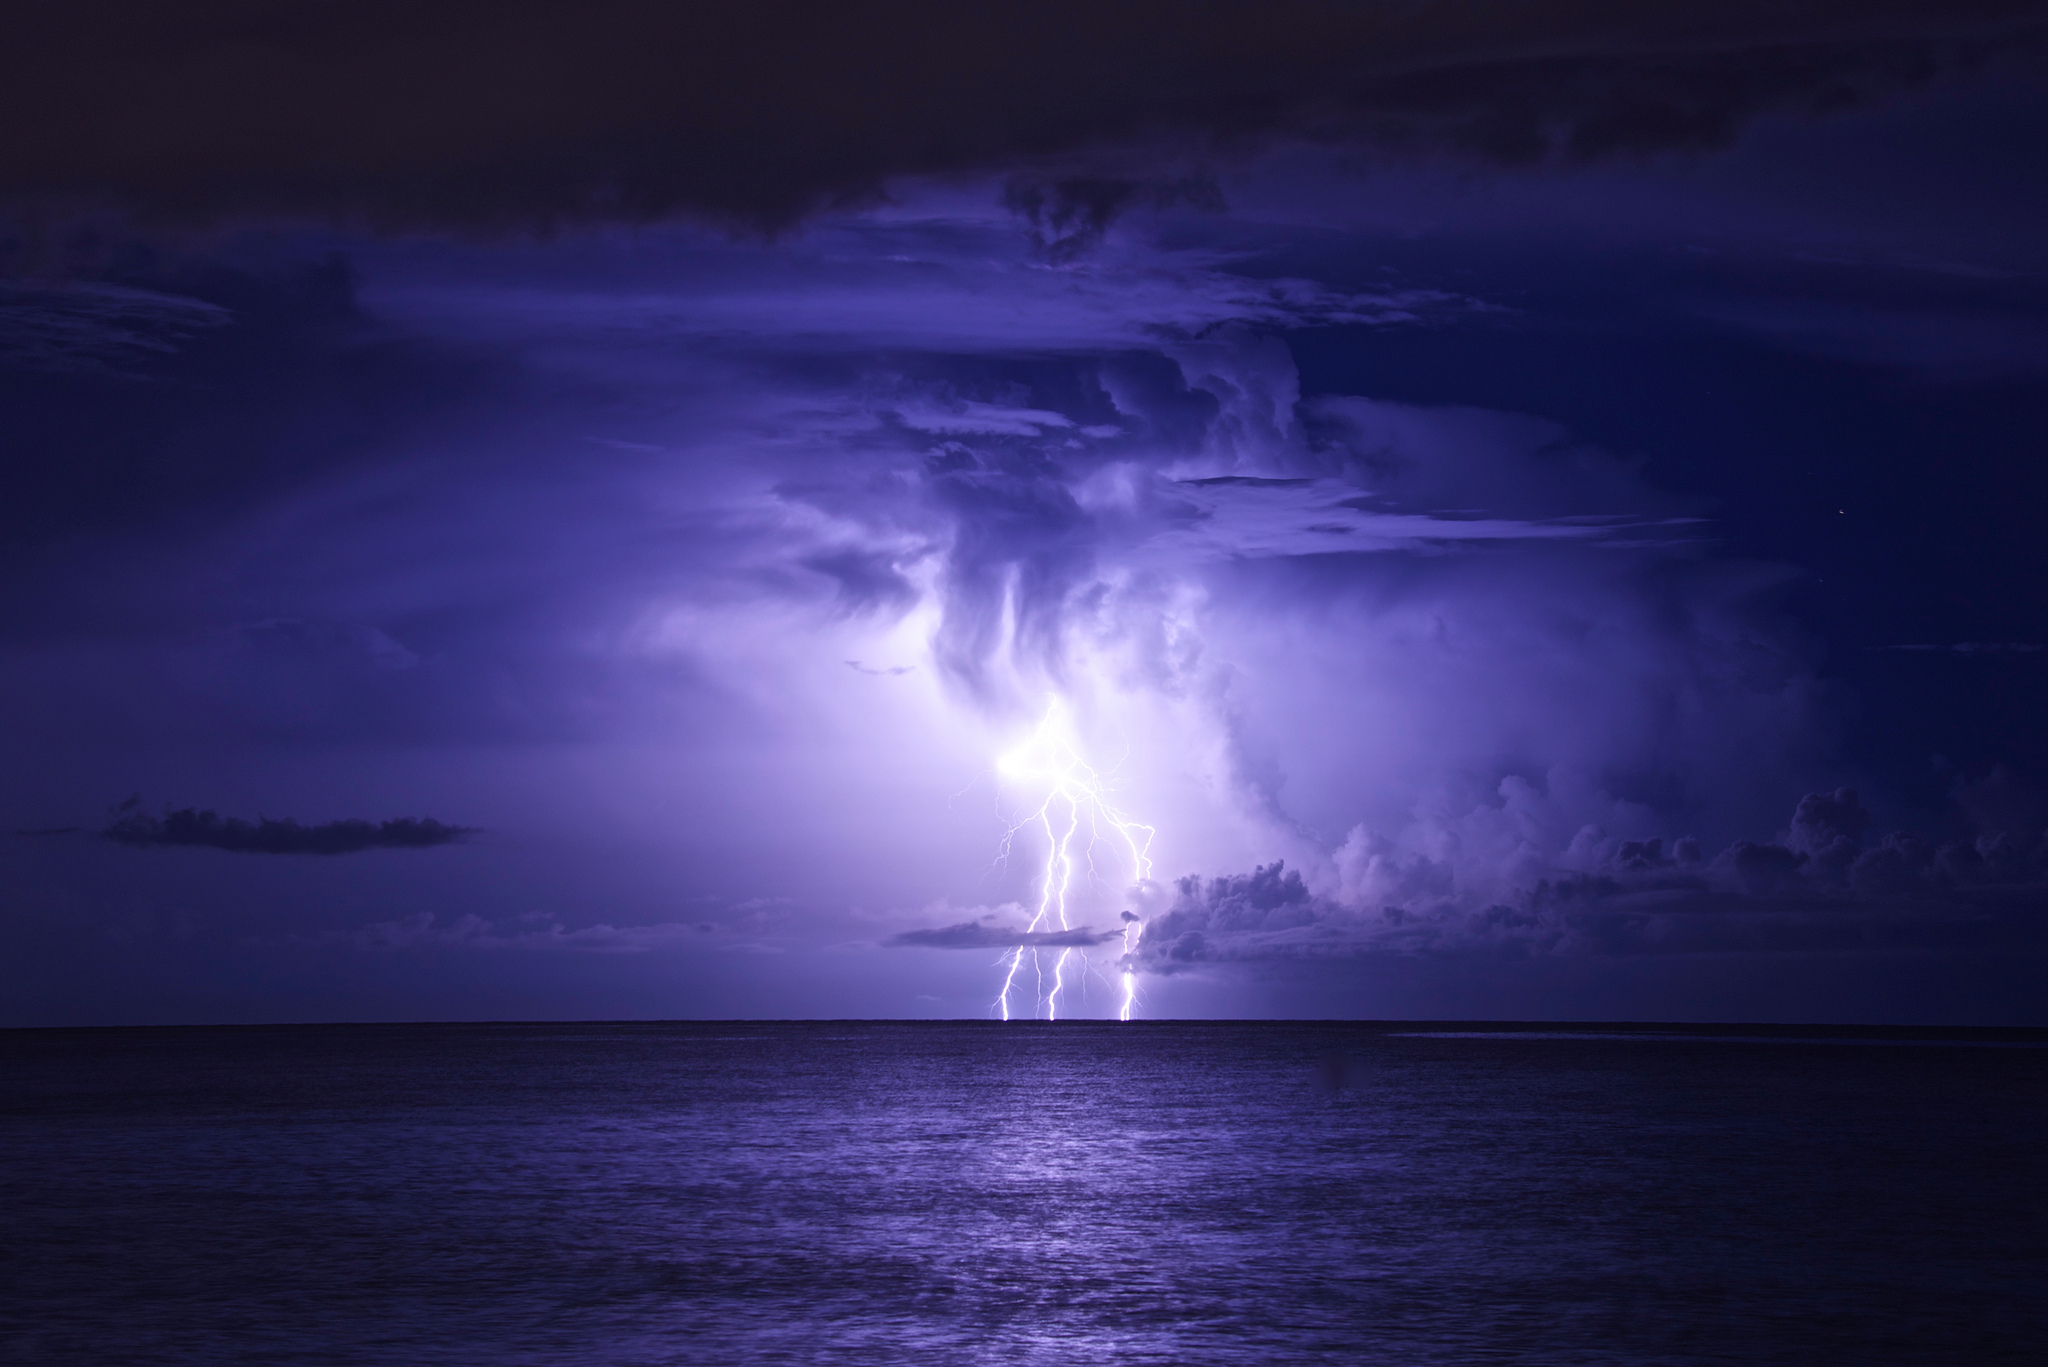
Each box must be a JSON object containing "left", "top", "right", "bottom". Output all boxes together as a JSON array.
[{"left": 5, "top": 1, "right": 2041, "bottom": 234}]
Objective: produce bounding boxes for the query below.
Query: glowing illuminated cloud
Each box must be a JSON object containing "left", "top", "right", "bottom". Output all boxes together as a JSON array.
[{"left": 992, "top": 699, "right": 1155, "bottom": 1022}]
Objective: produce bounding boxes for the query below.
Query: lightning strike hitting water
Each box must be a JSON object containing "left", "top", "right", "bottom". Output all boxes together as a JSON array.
[{"left": 993, "top": 699, "right": 1154, "bottom": 1021}]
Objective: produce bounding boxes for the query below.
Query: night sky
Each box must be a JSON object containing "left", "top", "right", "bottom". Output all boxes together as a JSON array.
[{"left": 6, "top": 0, "right": 2048, "bottom": 1024}]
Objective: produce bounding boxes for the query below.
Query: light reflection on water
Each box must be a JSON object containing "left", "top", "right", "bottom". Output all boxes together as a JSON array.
[{"left": 3, "top": 1021, "right": 2044, "bottom": 1365}]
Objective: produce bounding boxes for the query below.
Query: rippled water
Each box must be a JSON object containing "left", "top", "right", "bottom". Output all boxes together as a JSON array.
[{"left": 3, "top": 1021, "right": 2044, "bottom": 1365}]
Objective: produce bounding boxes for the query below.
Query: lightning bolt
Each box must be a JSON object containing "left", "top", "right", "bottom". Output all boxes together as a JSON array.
[{"left": 993, "top": 698, "right": 1153, "bottom": 1021}]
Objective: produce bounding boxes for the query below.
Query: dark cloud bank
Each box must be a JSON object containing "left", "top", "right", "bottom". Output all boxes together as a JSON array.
[
  {"left": 6, "top": 1, "right": 2043, "bottom": 236},
  {"left": 1134, "top": 783, "right": 2048, "bottom": 968}
]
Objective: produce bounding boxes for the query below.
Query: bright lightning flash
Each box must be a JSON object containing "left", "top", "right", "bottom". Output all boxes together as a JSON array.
[{"left": 993, "top": 698, "right": 1153, "bottom": 1022}]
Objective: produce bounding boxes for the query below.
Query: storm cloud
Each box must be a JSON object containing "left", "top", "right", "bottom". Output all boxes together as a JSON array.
[
  {"left": 4, "top": 11, "right": 2046, "bottom": 1023},
  {"left": 5, "top": 226, "right": 1861, "bottom": 982},
  {"left": 5, "top": 1, "right": 2042, "bottom": 234}
]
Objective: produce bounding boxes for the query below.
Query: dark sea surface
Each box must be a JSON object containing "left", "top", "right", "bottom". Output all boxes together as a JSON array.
[{"left": 3, "top": 1021, "right": 2045, "bottom": 1366}]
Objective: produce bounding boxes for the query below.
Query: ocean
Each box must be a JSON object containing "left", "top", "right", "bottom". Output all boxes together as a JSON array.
[{"left": 3, "top": 1021, "right": 2043, "bottom": 1365}]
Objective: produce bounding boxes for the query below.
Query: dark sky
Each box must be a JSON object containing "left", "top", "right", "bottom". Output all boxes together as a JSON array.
[{"left": 5, "top": 1, "right": 2048, "bottom": 1025}]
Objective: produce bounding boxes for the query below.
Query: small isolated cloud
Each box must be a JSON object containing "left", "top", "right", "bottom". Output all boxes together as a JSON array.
[
  {"left": 889, "top": 919, "right": 1119, "bottom": 949},
  {"left": 105, "top": 803, "right": 472, "bottom": 855}
]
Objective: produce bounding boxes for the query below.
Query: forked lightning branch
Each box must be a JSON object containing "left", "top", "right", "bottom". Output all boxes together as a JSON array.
[{"left": 992, "top": 699, "right": 1153, "bottom": 1022}]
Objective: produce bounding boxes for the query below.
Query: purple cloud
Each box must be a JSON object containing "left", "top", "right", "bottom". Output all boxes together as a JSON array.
[
  {"left": 890, "top": 921, "right": 1120, "bottom": 950},
  {"left": 1133, "top": 784, "right": 2048, "bottom": 972}
]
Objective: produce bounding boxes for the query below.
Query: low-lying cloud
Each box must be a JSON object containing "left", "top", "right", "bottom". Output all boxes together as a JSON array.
[
  {"left": 1136, "top": 783, "right": 2048, "bottom": 969},
  {"left": 889, "top": 920, "right": 1121, "bottom": 950},
  {"left": 106, "top": 804, "right": 473, "bottom": 855}
]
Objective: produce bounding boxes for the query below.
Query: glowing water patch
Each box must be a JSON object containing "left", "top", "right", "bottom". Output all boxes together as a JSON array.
[{"left": 993, "top": 699, "right": 1153, "bottom": 1021}]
